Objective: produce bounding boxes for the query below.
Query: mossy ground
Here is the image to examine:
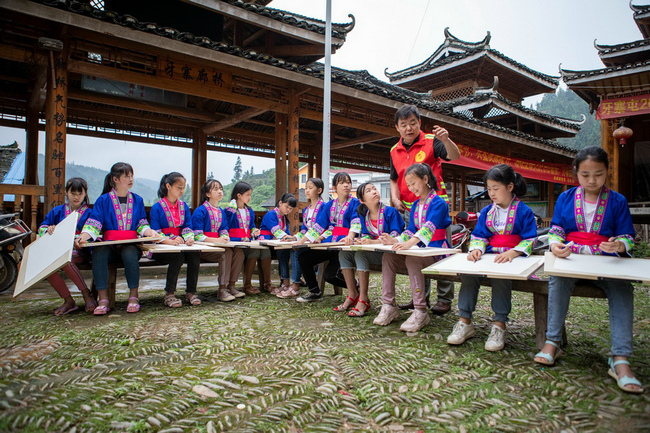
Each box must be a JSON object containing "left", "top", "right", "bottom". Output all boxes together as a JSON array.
[{"left": 0, "top": 268, "right": 649, "bottom": 432}]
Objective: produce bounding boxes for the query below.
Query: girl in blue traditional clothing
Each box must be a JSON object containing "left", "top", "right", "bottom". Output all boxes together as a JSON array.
[
  {"left": 191, "top": 179, "right": 243, "bottom": 302},
  {"left": 534, "top": 146, "right": 643, "bottom": 394},
  {"left": 375, "top": 163, "right": 450, "bottom": 332},
  {"left": 259, "top": 193, "right": 300, "bottom": 295},
  {"left": 225, "top": 181, "right": 269, "bottom": 295},
  {"left": 149, "top": 172, "right": 201, "bottom": 308},
  {"left": 40, "top": 177, "right": 96, "bottom": 315},
  {"left": 446, "top": 164, "right": 536, "bottom": 351},
  {"left": 277, "top": 177, "right": 325, "bottom": 299},
  {"left": 338, "top": 182, "right": 404, "bottom": 317},
  {"left": 296, "top": 172, "right": 360, "bottom": 302},
  {"left": 76, "top": 162, "right": 158, "bottom": 315}
]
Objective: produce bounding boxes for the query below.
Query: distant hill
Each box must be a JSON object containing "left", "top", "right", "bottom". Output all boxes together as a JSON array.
[
  {"left": 37, "top": 154, "right": 159, "bottom": 205},
  {"left": 220, "top": 168, "right": 276, "bottom": 211}
]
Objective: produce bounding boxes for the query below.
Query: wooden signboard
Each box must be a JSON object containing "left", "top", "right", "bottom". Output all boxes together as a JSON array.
[
  {"left": 80, "top": 236, "right": 164, "bottom": 247},
  {"left": 14, "top": 212, "right": 78, "bottom": 297},
  {"left": 423, "top": 253, "right": 544, "bottom": 280},
  {"left": 140, "top": 244, "right": 225, "bottom": 253},
  {"left": 363, "top": 244, "right": 460, "bottom": 257},
  {"left": 544, "top": 252, "right": 650, "bottom": 284}
]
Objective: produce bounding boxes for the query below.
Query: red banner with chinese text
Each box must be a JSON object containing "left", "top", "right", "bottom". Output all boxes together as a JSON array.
[
  {"left": 445, "top": 144, "right": 577, "bottom": 185},
  {"left": 596, "top": 94, "right": 650, "bottom": 119}
]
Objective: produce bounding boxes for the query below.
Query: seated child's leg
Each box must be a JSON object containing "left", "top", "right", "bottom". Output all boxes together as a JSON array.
[
  {"left": 458, "top": 275, "right": 481, "bottom": 322},
  {"left": 381, "top": 253, "right": 405, "bottom": 306},
  {"left": 185, "top": 251, "right": 201, "bottom": 294},
  {"left": 404, "top": 256, "right": 436, "bottom": 311},
  {"left": 490, "top": 278, "right": 512, "bottom": 325}
]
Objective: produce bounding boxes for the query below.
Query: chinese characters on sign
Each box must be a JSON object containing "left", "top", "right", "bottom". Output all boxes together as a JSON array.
[
  {"left": 596, "top": 94, "right": 650, "bottom": 119},
  {"left": 49, "top": 54, "right": 67, "bottom": 209},
  {"left": 161, "top": 58, "right": 228, "bottom": 88}
]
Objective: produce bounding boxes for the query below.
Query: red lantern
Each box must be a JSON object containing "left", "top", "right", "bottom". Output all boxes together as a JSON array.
[{"left": 613, "top": 125, "right": 633, "bottom": 146}]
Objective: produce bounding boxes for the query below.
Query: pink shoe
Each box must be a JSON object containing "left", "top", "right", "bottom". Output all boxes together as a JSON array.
[
  {"left": 276, "top": 286, "right": 300, "bottom": 299},
  {"left": 127, "top": 297, "right": 140, "bottom": 313}
]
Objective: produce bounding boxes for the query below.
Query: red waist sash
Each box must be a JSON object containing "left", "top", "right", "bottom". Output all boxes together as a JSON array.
[
  {"left": 104, "top": 230, "right": 137, "bottom": 241},
  {"left": 229, "top": 228, "right": 251, "bottom": 238},
  {"left": 259, "top": 230, "right": 274, "bottom": 239},
  {"left": 430, "top": 228, "right": 447, "bottom": 242},
  {"left": 332, "top": 227, "right": 349, "bottom": 237},
  {"left": 567, "top": 231, "right": 609, "bottom": 246},
  {"left": 490, "top": 234, "right": 522, "bottom": 248},
  {"left": 204, "top": 231, "right": 221, "bottom": 238},
  {"left": 162, "top": 227, "right": 181, "bottom": 236}
]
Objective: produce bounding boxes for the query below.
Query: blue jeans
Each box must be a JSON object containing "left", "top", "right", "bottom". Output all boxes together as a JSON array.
[
  {"left": 458, "top": 275, "right": 511, "bottom": 323},
  {"left": 339, "top": 250, "right": 383, "bottom": 272},
  {"left": 276, "top": 249, "right": 302, "bottom": 283},
  {"left": 92, "top": 245, "right": 141, "bottom": 291},
  {"left": 547, "top": 276, "right": 634, "bottom": 357}
]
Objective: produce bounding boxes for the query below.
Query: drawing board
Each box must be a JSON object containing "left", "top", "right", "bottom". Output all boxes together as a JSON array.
[
  {"left": 423, "top": 253, "right": 544, "bottom": 280},
  {"left": 257, "top": 239, "right": 302, "bottom": 250},
  {"left": 14, "top": 212, "right": 78, "bottom": 297},
  {"left": 140, "top": 244, "right": 225, "bottom": 253},
  {"left": 195, "top": 240, "right": 267, "bottom": 249},
  {"left": 363, "top": 244, "right": 460, "bottom": 257},
  {"left": 544, "top": 252, "right": 650, "bottom": 283},
  {"left": 80, "top": 236, "right": 164, "bottom": 247}
]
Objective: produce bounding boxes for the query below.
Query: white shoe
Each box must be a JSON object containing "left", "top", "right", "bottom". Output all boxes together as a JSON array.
[
  {"left": 447, "top": 321, "right": 476, "bottom": 345},
  {"left": 228, "top": 286, "right": 245, "bottom": 298},
  {"left": 373, "top": 304, "right": 400, "bottom": 326},
  {"left": 400, "top": 309, "right": 430, "bottom": 332},
  {"left": 485, "top": 325, "right": 507, "bottom": 352},
  {"left": 217, "top": 289, "right": 236, "bottom": 302}
]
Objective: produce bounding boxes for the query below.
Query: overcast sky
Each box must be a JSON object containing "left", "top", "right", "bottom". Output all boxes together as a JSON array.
[{"left": 0, "top": 0, "right": 642, "bottom": 183}]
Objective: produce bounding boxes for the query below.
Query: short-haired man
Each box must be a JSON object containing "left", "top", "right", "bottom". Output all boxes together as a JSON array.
[{"left": 390, "top": 104, "right": 460, "bottom": 315}]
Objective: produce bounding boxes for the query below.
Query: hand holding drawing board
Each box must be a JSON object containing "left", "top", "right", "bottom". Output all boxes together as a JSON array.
[
  {"left": 422, "top": 253, "right": 545, "bottom": 280},
  {"left": 14, "top": 212, "right": 78, "bottom": 297},
  {"left": 544, "top": 251, "right": 650, "bottom": 284}
]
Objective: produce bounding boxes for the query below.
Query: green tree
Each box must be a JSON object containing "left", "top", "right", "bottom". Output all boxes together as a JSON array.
[
  {"left": 535, "top": 87, "right": 601, "bottom": 150},
  {"left": 233, "top": 156, "right": 242, "bottom": 182}
]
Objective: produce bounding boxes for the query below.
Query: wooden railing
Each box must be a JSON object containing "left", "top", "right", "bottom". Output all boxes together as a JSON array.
[{"left": 0, "top": 184, "right": 47, "bottom": 240}]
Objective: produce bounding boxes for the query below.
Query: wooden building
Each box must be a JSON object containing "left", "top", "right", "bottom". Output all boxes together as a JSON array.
[
  {"left": 1, "top": 0, "right": 580, "bottom": 232},
  {"left": 561, "top": 2, "right": 650, "bottom": 222}
]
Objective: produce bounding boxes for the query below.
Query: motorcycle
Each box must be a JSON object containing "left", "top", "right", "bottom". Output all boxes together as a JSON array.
[{"left": 0, "top": 213, "right": 32, "bottom": 293}]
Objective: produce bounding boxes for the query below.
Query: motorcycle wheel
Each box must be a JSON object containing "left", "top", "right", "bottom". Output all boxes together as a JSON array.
[{"left": 0, "top": 252, "right": 18, "bottom": 294}]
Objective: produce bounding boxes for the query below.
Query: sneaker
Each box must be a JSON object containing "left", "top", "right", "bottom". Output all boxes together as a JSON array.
[
  {"left": 373, "top": 304, "right": 400, "bottom": 326},
  {"left": 217, "top": 288, "right": 236, "bottom": 302},
  {"left": 296, "top": 291, "right": 323, "bottom": 303},
  {"left": 447, "top": 321, "right": 476, "bottom": 345},
  {"left": 400, "top": 309, "right": 431, "bottom": 332},
  {"left": 485, "top": 325, "right": 507, "bottom": 352},
  {"left": 228, "top": 286, "right": 245, "bottom": 298}
]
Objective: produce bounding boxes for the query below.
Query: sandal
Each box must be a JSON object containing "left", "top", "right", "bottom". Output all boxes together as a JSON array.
[
  {"left": 333, "top": 296, "right": 358, "bottom": 312},
  {"left": 348, "top": 299, "right": 371, "bottom": 317},
  {"left": 164, "top": 294, "right": 182, "bottom": 308},
  {"left": 608, "top": 358, "right": 644, "bottom": 394},
  {"left": 534, "top": 340, "right": 564, "bottom": 366},
  {"left": 54, "top": 302, "right": 79, "bottom": 316},
  {"left": 276, "top": 286, "right": 300, "bottom": 299},
  {"left": 126, "top": 297, "right": 140, "bottom": 313},
  {"left": 81, "top": 290, "right": 97, "bottom": 313},
  {"left": 186, "top": 293, "right": 201, "bottom": 306},
  {"left": 93, "top": 299, "right": 110, "bottom": 316}
]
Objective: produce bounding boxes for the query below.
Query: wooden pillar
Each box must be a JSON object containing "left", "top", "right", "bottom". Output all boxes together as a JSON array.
[
  {"left": 601, "top": 120, "right": 617, "bottom": 189},
  {"left": 192, "top": 128, "right": 207, "bottom": 208},
  {"left": 44, "top": 49, "right": 68, "bottom": 213},
  {"left": 547, "top": 181, "right": 555, "bottom": 218},
  {"left": 274, "top": 112, "right": 287, "bottom": 202},
  {"left": 450, "top": 180, "right": 457, "bottom": 212},
  {"left": 460, "top": 172, "right": 466, "bottom": 212},
  {"left": 307, "top": 146, "right": 315, "bottom": 182},
  {"left": 287, "top": 90, "right": 300, "bottom": 233}
]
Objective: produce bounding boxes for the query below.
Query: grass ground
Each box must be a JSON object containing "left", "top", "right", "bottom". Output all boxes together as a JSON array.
[{"left": 0, "top": 269, "right": 649, "bottom": 432}]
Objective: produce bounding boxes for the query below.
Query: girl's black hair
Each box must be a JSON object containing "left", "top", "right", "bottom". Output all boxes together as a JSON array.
[
  {"left": 355, "top": 182, "right": 375, "bottom": 217},
  {"left": 102, "top": 162, "right": 133, "bottom": 194},
  {"left": 66, "top": 177, "right": 89, "bottom": 205},
  {"left": 200, "top": 179, "right": 223, "bottom": 201},
  {"left": 278, "top": 193, "right": 298, "bottom": 208},
  {"left": 231, "top": 181, "right": 252, "bottom": 207},
  {"left": 158, "top": 172, "right": 186, "bottom": 199},
  {"left": 306, "top": 177, "right": 325, "bottom": 196},
  {"left": 404, "top": 163, "right": 439, "bottom": 191},
  {"left": 573, "top": 145, "right": 609, "bottom": 171},
  {"left": 332, "top": 172, "right": 351, "bottom": 187},
  {"left": 484, "top": 164, "right": 527, "bottom": 198}
]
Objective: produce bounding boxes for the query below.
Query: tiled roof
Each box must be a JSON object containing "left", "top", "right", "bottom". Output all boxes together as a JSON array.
[
  {"left": 595, "top": 38, "right": 650, "bottom": 56},
  {"left": 561, "top": 59, "right": 650, "bottom": 81},
  {"left": 33, "top": 0, "right": 574, "bottom": 154},
  {"left": 446, "top": 92, "right": 584, "bottom": 131},
  {"left": 385, "top": 28, "right": 558, "bottom": 86},
  {"left": 631, "top": 2, "right": 650, "bottom": 16}
]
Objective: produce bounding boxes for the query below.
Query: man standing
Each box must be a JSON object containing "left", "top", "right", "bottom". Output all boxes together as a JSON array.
[{"left": 390, "top": 104, "right": 460, "bottom": 315}]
